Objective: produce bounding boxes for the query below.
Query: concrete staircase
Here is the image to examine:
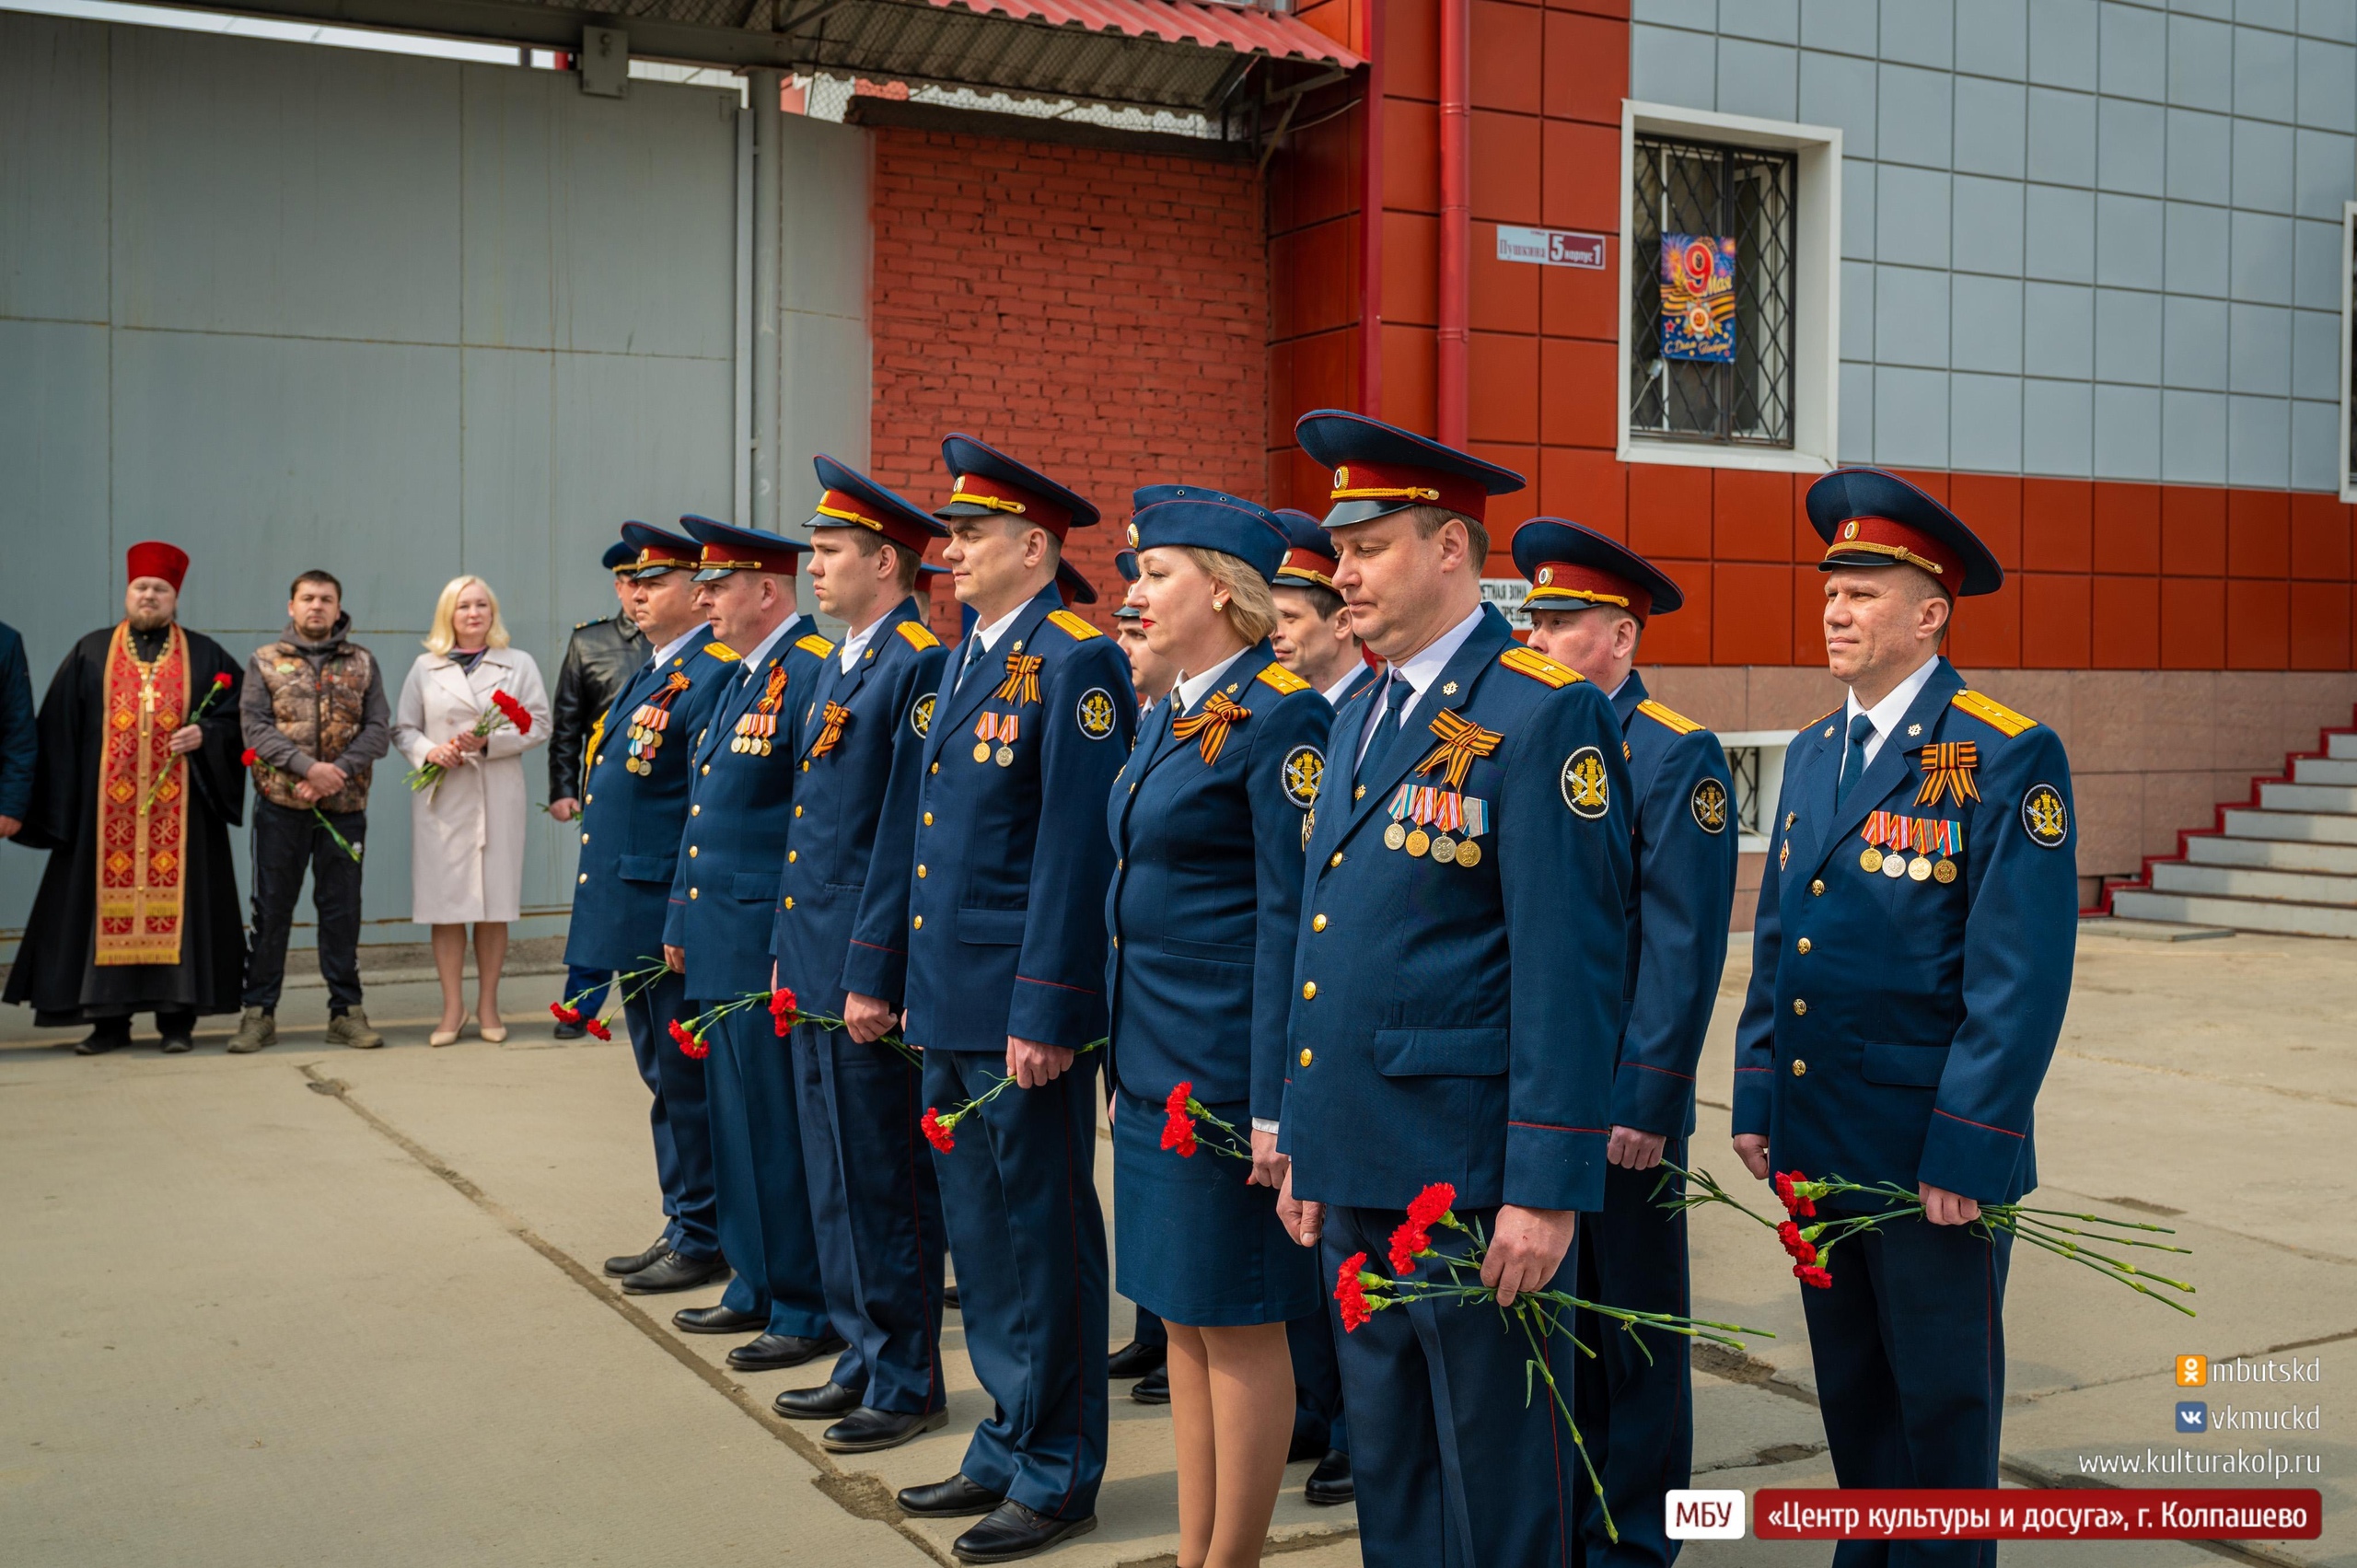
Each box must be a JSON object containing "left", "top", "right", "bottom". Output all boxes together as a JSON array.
[{"left": 2104, "top": 712, "right": 2357, "bottom": 938}]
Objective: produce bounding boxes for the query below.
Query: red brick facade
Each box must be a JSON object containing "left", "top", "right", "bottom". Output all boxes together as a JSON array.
[{"left": 866, "top": 126, "right": 1270, "bottom": 639}]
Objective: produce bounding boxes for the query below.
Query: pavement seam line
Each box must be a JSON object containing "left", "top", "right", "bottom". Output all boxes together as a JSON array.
[
  {"left": 2052, "top": 1047, "right": 2357, "bottom": 1111},
  {"left": 294, "top": 1063, "right": 958, "bottom": 1568}
]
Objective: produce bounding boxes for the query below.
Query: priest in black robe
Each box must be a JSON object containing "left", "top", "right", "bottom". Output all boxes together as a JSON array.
[{"left": 5, "top": 542, "right": 247, "bottom": 1054}]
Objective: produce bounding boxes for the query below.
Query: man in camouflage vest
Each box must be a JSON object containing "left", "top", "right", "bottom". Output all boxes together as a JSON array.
[{"left": 228, "top": 570, "right": 390, "bottom": 1052}]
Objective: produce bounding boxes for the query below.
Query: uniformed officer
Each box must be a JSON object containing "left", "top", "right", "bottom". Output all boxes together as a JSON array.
[
  {"left": 1269, "top": 507, "right": 1377, "bottom": 707},
  {"left": 569, "top": 523, "right": 740, "bottom": 1295},
  {"left": 1734, "top": 470, "right": 2075, "bottom": 1567},
  {"left": 550, "top": 540, "right": 650, "bottom": 1037},
  {"left": 660, "top": 515, "right": 840, "bottom": 1370},
  {"left": 1274, "top": 410, "right": 1634, "bottom": 1568},
  {"left": 892, "top": 435, "right": 1134, "bottom": 1563},
  {"left": 1514, "top": 517, "right": 1737, "bottom": 1568},
  {"left": 764, "top": 457, "right": 953, "bottom": 1455}
]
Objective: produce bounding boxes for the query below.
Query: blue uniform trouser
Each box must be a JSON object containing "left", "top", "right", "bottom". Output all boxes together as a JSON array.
[
  {"left": 1802, "top": 1215, "right": 2014, "bottom": 1568},
  {"left": 1287, "top": 1307, "right": 1349, "bottom": 1456},
  {"left": 624, "top": 970, "right": 718, "bottom": 1260},
  {"left": 1323, "top": 1203, "right": 1579, "bottom": 1568},
  {"left": 700, "top": 1001, "right": 829, "bottom": 1337},
  {"left": 923, "top": 1048, "right": 1108, "bottom": 1520},
  {"left": 793, "top": 1019, "right": 947, "bottom": 1412},
  {"left": 564, "top": 964, "right": 611, "bottom": 1016},
  {"left": 1131, "top": 1305, "right": 1166, "bottom": 1348},
  {"left": 1573, "top": 1136, "right": 1692, "bottom": 1567}
]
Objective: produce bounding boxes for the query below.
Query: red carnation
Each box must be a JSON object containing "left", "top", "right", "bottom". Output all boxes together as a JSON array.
[
  {"left": 1407, "top": 1182, "right": 1457, "bottom": 1228},
  {"left": 769, "top": 987, "right": 800, "bottom": 1037},
  {"left": 550, "top": 1003, "right": 582, "bottom": 1026},
  {"left": 1160, "top": 1081, "right": 1199, "bottom": 1158},
  {"left": 213, "top": 672, "right": 233, "bottom": 689},
  {"left": 1773, "top": 1171, "right": 1817, "bottom": 1218},
  {"left": 669, "top": 1017, "right": 708, "bottom": 1059},
  {"left": 240, "top": 748, "right": 260, "bottom": 767},
  {"left": 584, "top": 1018, "right": 612, "bottom": 1041},
  {"left": 1794, "top": 1263, "right": 1833, "bottom": 1290},
  {"left": 1335, "top": 1252, "right": 1374, "bottom": 1332},
  {"left": 1388, "top": 1180, "right": 1457, "bottom": 1272},
  {"left": 922, "top": 1108, "right": 955, "bottom": 1153},
  {"left": 492, "top": 689, "right": 532, "bottom": 733}
]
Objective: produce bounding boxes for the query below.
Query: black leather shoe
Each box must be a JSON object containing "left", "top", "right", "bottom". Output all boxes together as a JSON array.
[
  {"left": 943, "top": 1283, "right": 960, "bottom": 1311},
  {"left": 552, "top": 1018, "right": 587, "bottom": 1040},
  {"left": 726, "top": 1330, "right": 846, "bottom": 1371},
  {"left": 159, "top": 1033, "right": 194, "bottom": 1054},
  {"left": 897, "top": 1473, "right": 1004, "bottom": 1519},
  {"left": 604, "top": 1237, "right": 668, "bottom": 1277},
  {"left": 1107, "top": 1338, "right": 1166, "bottom": 1379},
  {"left": 774, "top": 1380, "right": 865, "bottom": 1420},
  {"left": 1130, "top": 1365, "right": 1169, "bottom": 1405},
  {"left": 621, "top": 1250, "right": 728, "bottom": 1295},
  {"left": 952, "top": 1502, "right": 1097, "bottom": 1563},
  {"left": 75, "top": 1027, "right": 129, "bottom": 1056},
  {"left": 824, "top": 1405, "right": 947, "bottom": 1454},
  {"left": 1304, "top": 1448, "right": 1353, "bottom": 1505},
  {"left": 671, "top": 1302, "right": 766, "bottom": 1332}
]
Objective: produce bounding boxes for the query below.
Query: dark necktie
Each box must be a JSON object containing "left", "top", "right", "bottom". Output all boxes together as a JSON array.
[
  {"left": 1356, "top": 676, "right": 1416, "bottom": 780},
  {"left": 1835, "top": 712, "right": 1876, "bottom": 807},
  {"left": 954, "top": 638, "right": 984, "bottom": 694}
]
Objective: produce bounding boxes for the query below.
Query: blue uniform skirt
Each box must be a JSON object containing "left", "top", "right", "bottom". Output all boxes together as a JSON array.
[{"left": 1111, "top": 1086, "right": 1321, "bottom": 1328}]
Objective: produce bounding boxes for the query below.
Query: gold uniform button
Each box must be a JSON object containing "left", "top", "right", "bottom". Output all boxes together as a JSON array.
[
  {"left": 1312, "top": 913, "right": 1328, "bottom": 932},
  {"left": 912, "top": 915, "right": 923, "bottom": 930},
  {"left": 1116, "top": 858, "right": 1124, "bottom": 869},
  {"left": 794, "top": 805, "right": 803, "bottom": 818},
  {"left": 916, "top": 865, "right": 926, "bottom": 877},
  {"left": 1299, "top": 1048, "right": 1313, "bottom": 1067},
  {"left": 577, "top": 873, "right": 587, "bottom": 884},
  {"left": 1353, "top": 785, "right": 1364, "bottom": 800},
  {"left": 595, "top": 755, "right": 604, "bottom": 766},
  {"left": 689, "top": 846, "right": 698, "bottom": 857},
  {"left": 690, "top": 888, "right": 699, "bottom": 900},
  {"left": 1809, "top": 878, "right": 1824, "bottom": 895},
  {"left": 931, "top": 762, "right": 939, "bottom": 774},
  {"left": 1328, "top": 852, "right": 1343, "bottom": 867},
  {"left": 784, "top": 896, "right": 795, "bottom": 910},
  {"left": 1111, "top": 935, "right": 1120, "bottom": 949},
  {"left": 1792, "top": 1059, "right": 1807, "bottom": 1077},
  {"left": 1792, "top": 998, "right": 1806, "bottom": 1016},
  {"left": 801, "top": 761, "right": 809, "bottom": 772},
  {"left": 580, "top": 833, "right": 589, "bottom": 844},
  {"left": 585, "top": 795, "right": 593, "bottom": 805},
  {"left": 1301, "top": 981, "right": 1318, "bottom": 1000},
  {"left": 923, "top": 812, "right": 934, "bottom": 826},
  {"left": 1795, "top": 937, "right": 1811, "bottom": 955},
  {"left": 690, "top": 805, "right": 699, "bottom": 816},
  {"left": 702, "top": 764, "right": 711, "bottom": 775}
]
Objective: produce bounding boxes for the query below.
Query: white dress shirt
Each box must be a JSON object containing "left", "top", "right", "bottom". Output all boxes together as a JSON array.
[
  {"left": 1842, "top": 655, "right": 1941, "bottom": 769},
  {"left": 1354, "top": 604, "right": 1487, "bottom": 767},
  {"left": 647, "top": 625, "right": 701, "bottom": 671},
  {"left": 838, "top": 609, "right": 888, "bottom": 673},
  {"left": 736, "top": 613, "right": 803, "bottom": 683},
  {"left": 1320, "top": 667, "right": 1364, "bottom": 708},
  {"left": 953, "top": 600, "right": 1028, "bottom": 691},
  {"left": 1171, "top": 648, "right": 1248, "bottom": 715}
]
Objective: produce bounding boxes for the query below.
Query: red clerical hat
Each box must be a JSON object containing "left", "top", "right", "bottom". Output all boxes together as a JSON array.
[{"left": 126, "top": 540, "right": 189, "bottom": 591}]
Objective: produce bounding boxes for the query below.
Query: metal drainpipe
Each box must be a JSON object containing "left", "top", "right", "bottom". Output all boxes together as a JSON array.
[
  {"left": 749, "top": 68, "right": 782, "bottom": 535},
  {"left": 1436, "top": 0, "right": 1469, "bottom": 447},
  {"left": 1357, "top": 0, "right": 1387, "bottom": 417}
]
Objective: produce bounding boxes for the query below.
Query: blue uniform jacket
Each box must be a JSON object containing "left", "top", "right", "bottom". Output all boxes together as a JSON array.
[
  {"left": 1609, "top": 672, "right": 1738, "bottom": 1138},
  {"left": 1104, "top": 643, "right": 1330, "bottom": 1122},
  {"left": 1732, "top": 658, "right": 2077, "bottom": 1204},
  {"left": 0, "top": 621, "right": 33, "bottom": 823},
  {"left": 1283, "top": 608, "right": 1634, "bottom": 1214},
  {"left": 771, "top": 598, "right": 947, "bottom": 1012},
  {"left": 903, "top": 585, "right": 1136, "bottom": 1053},
  {"left": 565, "top": 627, "right": 737, "bottom": 971},
  {"left": 664, "top": 615, "right": 831, "bottom": 997}
]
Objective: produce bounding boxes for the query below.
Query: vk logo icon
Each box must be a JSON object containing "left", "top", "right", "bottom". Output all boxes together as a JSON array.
[{"left": 2175, "top": 1401, "right": 2208, "bottom": 1434}]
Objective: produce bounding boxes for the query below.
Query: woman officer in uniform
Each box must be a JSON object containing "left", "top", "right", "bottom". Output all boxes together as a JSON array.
[{"left": 1104, "top": 486, "right": 1333, "bottom": 1568}]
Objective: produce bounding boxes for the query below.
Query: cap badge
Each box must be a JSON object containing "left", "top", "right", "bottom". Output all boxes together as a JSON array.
[
  {"left": 1334, "top": 466, "right": 1349, "bottom": 488},
  {"left": 1537, "top": 567, "right": 1553, "bottom": 585},
  {"left": 1127, "top": 522, "right": 1140, "bottom": 547},
  {"left": 1843, "top": 520, "right": 1861, "bottom": 540}
]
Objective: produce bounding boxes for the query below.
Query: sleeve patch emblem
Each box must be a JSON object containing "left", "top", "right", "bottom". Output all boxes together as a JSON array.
[
  {"left": 1690, "top": 777, "right": 1729, "bottom": 833},
  {"left": 1076, "top": 687, "right": 1118, "bottom": 740},
  {"left": 2021, "top": 783, "right": 2069, "bottom": 848},
  {"left": 1282, "top": 745, "right": 1325, "bottom": 808},
  {"left": 1562, "top": 746, "right": 1610, "bottom": 819},
  {"left": 910, "top": 692, "right": 935, "bottom": 738}
]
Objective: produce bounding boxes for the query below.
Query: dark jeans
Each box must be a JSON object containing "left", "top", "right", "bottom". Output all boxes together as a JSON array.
[{"left": 243, "top": 798, "right": 366, "bottom": 1014}]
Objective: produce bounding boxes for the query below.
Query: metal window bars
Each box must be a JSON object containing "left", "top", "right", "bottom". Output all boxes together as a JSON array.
[{"left": 1629, "top": 134, "right": 1798, "bottom": 448}]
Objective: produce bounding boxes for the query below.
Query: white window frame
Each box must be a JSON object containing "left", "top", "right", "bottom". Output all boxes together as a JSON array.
[
  {"left": 2340, "top": 200, "right": 2357, "bottom": 503},
  {"left": 1618, "top": 101, "right": 1842, "bottom": 477}
]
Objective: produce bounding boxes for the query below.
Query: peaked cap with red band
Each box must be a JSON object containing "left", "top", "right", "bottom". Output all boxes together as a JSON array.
[
  {"left": 126, "top": 540, "right": 189, "bottom": 592},
  {"left": 1055, "top": 558, "right": 1098, "bottom": 606},
  {"left": 1509, "top": 517, "right": 1684, "bottom": 621},
  {"left": 808, "top": 454, "right": 946, "bottom": 557},
  {"left": 1271, "top": 507, "right": 1340, "bottom": 591},
  {"left": 1806, "top": 467, "right": 2003, "bottom": 598},
  {"left": 618, "top": 520, "right": 701, "bottom": 577},
  {"left": 934, "top": 434, "right": 1099, "bottom": 540},
  {"left": 1293, "top": 409, "right": 1526, "bottom": 529},
  {"left": 681, "top": 514, "right": 806, "bottom": 580}
]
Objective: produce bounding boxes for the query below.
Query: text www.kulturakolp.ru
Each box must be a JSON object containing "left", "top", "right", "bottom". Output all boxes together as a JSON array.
[{"left": 2078, "top": 1447, "right": 2320, "bottom": 1479}]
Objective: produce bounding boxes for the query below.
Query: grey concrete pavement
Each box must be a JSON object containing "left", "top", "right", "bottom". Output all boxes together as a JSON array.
[{"left": 3, "top": 925, "right": 2351, "bottom": 1565}]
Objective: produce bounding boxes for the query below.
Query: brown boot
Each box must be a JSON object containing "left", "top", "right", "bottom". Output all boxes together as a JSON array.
[{"left": 326, "top": 1009, "right": 384, "bottom": 1050}]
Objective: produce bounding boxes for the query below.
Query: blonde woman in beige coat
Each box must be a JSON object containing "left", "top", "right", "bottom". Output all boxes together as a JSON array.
[{"left": 392, "top": 576, "right": 551, "bottom": 1045}]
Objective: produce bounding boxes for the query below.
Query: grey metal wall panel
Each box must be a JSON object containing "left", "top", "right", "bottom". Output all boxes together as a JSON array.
[{"left": 0, "top": 17, "right": 111, "bottom": 326}]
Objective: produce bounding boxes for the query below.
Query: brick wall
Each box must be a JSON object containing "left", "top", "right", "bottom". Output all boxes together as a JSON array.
[{"left": 866, "top": 126, "right": 1270, "bottom": 639}]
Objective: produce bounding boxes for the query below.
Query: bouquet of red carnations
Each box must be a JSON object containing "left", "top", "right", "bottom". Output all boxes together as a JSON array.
[
  {"left": 1661, "top": 1162, "right": 2198, "bottom": 1316},
  {"left": 1156, "top": 1081, "right": 1252, "bottom": 1161},
  {"left": 144, "top": 671, "right": 235, "bottom": 808},
  {"left": 1337, "top": 1182, "right": 1773, "bottom": 1543},
  {"left": 667, "top": 985, "right": 926, "bottom": 1068},
  {"left": 239, "top": 748, "right": 363, "bottom": 862},
  {"left": 548, "top": 957, "right": 672, "bottom": 1042},
  {"left": 406, "top": 688, "right": 532, "bottom": 797}
]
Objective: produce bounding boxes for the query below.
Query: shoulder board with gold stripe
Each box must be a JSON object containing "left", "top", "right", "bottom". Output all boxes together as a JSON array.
[
  {"left": 703, "top": 642, "right": 740, "bottom": 662},
  {"left": 1950, "top": 689, "right": 2037, "bottom": 737},
  {"left": 1635, "top": 698, "right": 1705, "bottom": 736},
  {"left": 1046, "top": 609, "right": 1102, "bottom": 641},
  {"left": 895, "top": 621, "right": 941, "bottom": 652},
  {"left": 1499, "top": 645, "right": 1583, "bottom": 688},
  {"left": 1255, "top": 663, "right": 1311, "bottom": 695},
  {"left": 795, "top": 633, "right": 835, "bottom": 658}
]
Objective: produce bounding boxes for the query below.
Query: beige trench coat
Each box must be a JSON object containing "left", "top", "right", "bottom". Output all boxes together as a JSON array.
[{"left": 391, "top": 648, "right": 552, "bottom": 925}]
